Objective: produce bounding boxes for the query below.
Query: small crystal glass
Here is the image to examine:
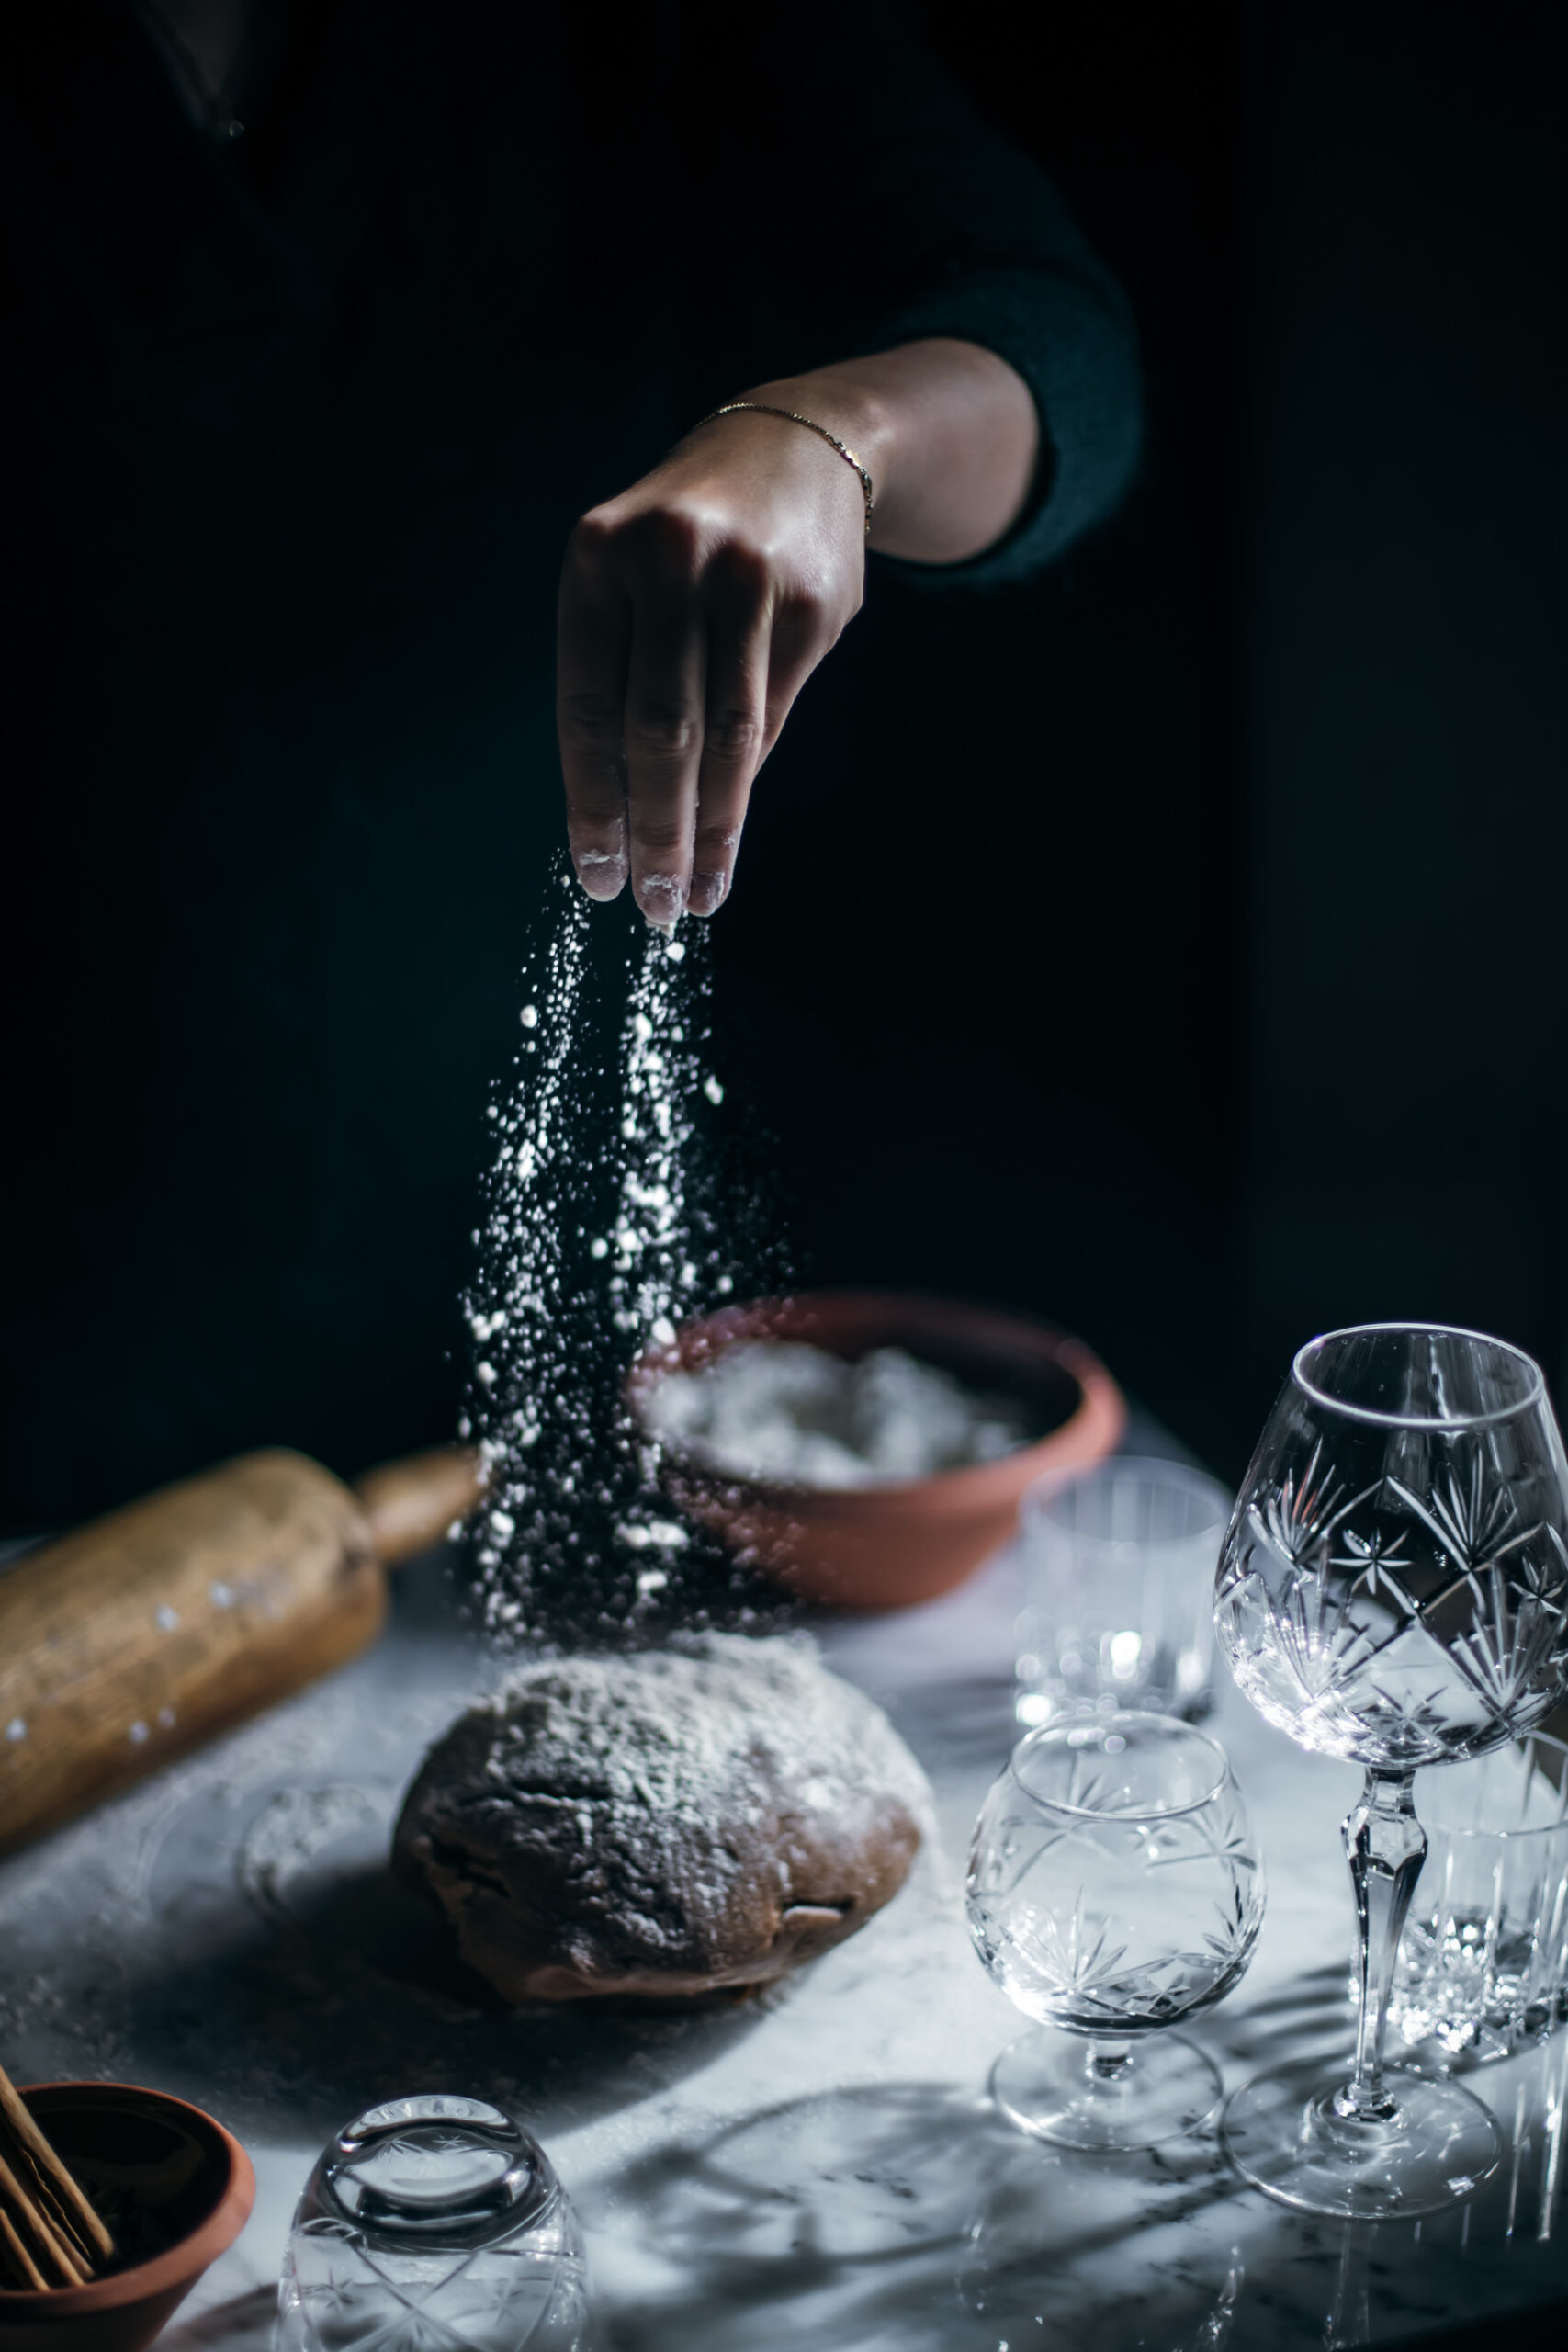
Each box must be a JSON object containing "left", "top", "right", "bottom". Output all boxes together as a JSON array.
[
  {"left": 1390, "top": 1731, "right": 1568, "bottom": 2067},
  {"left": 965, "top": 1713, "right": 1265, "bottom": 2149},
  {"left": 277, "top": 2095, "right": 588, "bottom": 2352},
  {"left": 1014, "top": 1459, "right": 1233, "bottom": 1727}
]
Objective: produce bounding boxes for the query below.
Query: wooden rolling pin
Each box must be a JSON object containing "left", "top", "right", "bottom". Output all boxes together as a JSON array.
[{"left": 0, "top": 1445, "right": 482, "bottom": 1857}]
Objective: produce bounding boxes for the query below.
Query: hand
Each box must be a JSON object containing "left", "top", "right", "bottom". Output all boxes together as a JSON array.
[
  {"left": 556, "top": 342, "right": 1038, "bottom": 921},
  {"left": 557, "top": 406, "right": 868, "bottom": 923}
]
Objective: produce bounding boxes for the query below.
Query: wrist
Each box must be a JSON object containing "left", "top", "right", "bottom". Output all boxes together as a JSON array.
[
  {"left": 737, "top": 369, "right": 899, "bottom": 513},
  {"left": 716, "top": 340, "right": 1036, "bottom": 564}
]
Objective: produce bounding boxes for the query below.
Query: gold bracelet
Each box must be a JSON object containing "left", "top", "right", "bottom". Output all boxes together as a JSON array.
[{"left": 695, "top": 401, "right": 874, "bottom": 537}]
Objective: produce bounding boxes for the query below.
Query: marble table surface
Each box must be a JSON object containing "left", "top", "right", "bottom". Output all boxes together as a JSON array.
[{"left": 5, "top": 1489, "right": 1568, "bottom": 2350}]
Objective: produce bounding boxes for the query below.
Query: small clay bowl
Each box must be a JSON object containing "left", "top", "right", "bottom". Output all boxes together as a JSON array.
[
  {"left": 0, "top": 2084, "right": 255, "bottom": 2352},
  {"left": 630, "top": 1291, "right": 1125, "bottom": 1610}
]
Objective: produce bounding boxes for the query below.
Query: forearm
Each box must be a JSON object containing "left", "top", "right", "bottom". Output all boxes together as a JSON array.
[{"left": 724, "top": 338, "right": 1040, "bottom": 566}]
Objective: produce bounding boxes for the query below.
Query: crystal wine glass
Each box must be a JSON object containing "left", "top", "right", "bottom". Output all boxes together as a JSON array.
[
  {"left": 965, "top": 1712, "right": 1265, "bottom": 2149},
  {"left": 1215, "top": 1323, "right": 1568, "bottom": 2218}
]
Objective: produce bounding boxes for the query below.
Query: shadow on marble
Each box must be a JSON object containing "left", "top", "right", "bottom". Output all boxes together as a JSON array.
[
  {"left": 125, "top": 1891, "right": 779, "bottom": 2148},
  {"left": 1208, "top": 1961, "right": 1354, "bottom": 2071},
  {"left": 3, "top": 1769, "right": 781, "bottom": 2149},
  {"left": 964, "top": 2129, "right": 1246, "bottom": 2352},
  {"left": 878, "top": 1674, "right": 1022, "bottom": 1777},
  {"left": 606, "top": 2079, "right": 1247, "bottom": 2352},
  {"left": 159, "top": 2283, "right": 278, "bottom": 2352},
  {"left": 592, "top": 2032, "right": 1568, "bottom": 2352}
]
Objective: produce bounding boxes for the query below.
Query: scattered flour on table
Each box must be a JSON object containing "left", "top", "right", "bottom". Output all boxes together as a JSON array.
[{"left": 643, "top": 1340, "right": 1032, "bottom": 1487}]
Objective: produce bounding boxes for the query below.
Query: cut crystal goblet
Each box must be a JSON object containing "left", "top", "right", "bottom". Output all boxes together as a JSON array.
[
  {"left": 1215, "top": 1323, "right": 1568, "bottom": 2218},
  {"left": 966, "top": 1712, "right": 1264, "bottom": 2149}
]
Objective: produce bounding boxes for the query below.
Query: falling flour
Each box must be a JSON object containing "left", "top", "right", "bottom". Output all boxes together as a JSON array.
[
  {"left": 642, "top": 1340, "right": 1032, "bottom": 1488},
  {"left": 459, "top": 865, "right": 780, "bottom": 1644}
]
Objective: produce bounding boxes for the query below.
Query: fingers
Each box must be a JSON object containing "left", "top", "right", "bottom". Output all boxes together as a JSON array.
[
  {"left": 622, "top": 525, "right": 707, "bottom": 927},
  {"left": 687, "top": 556, "right": 773, "bottom": 917},
  {"left": 558, "top": 497, "right": 858, "bottom": 923},
  {"left": 557, "top": 524, "right": 631, "bottom": 901},
  {"left": 686, "top": 592, "right": 842, "bottom": 916}
]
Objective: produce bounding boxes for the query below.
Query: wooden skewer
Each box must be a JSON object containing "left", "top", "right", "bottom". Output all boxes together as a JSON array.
[
  {"left": 0, "top": 2065, "right": 113, "bottom": 2267},
  {"left": 22, "top": 2169, "right": 95, "bottom": 2273},
  {"left": 0, "top": 2144, "right": 86, "bottom": 2286},
  {"left": 0, "top": 2207, "right": 51, "bottom": 2292}
]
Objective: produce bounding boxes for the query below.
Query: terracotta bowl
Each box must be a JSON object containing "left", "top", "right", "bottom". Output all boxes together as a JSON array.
[
  {"left": 630, "top": 1291, "right": 1125, "bottom": 1610},
  {"left": 0, "top": 2085, "right": 255, "bottom": 2352}
]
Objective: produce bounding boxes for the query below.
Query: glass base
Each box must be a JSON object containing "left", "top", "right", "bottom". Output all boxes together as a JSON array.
[
  {"left": 990, "top": 2029, "right": 1222, "bottom": 2152},
  {"left": 1222, "top": 2059, "right": 1503, "bottom": 2219}
]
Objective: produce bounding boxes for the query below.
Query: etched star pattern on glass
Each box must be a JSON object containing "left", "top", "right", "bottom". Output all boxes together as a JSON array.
[{"left": 1222, "top": 1438, "right": 1568, "bottom": 1770}]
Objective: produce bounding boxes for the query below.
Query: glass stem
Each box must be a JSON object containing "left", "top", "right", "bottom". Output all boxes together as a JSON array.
[
  {"left": 1340, "top": 1768, "right": 1426, "bottom": 2121},
  {"left": 1086, "top": 2036, "right": 1134, "bottom": 2087}
]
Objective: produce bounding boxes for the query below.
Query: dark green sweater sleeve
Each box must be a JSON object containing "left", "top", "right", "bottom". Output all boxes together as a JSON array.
[{"left": 683, "top": 0, "right": 1144, "bottom": 585}]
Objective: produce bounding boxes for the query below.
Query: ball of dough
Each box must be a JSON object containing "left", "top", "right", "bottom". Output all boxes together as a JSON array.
[{"left": 393, "top": 1633, "right": 931, "bottom": 2003}]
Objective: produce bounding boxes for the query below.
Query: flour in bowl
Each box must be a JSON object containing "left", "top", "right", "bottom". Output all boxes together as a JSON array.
[{"left": 642, "top": 1340, "right": 1032, "bottom": 1488}]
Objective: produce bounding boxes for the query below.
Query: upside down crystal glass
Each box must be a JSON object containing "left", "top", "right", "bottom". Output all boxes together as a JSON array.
[
  {"left": 1215, "top": 1324, "right": 1568, "bottom": 2218},
  {"left": 277, "top": 2095, "right": 588, "bottom": 2352}
]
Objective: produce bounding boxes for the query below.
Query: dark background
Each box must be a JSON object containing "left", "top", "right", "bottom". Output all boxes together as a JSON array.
[
  {"left": 5, "top": 1, "right": 1566, "bottom": 1518},
  {"left": 713, "top": 0, "right": 1568, "bottom": 1482}
]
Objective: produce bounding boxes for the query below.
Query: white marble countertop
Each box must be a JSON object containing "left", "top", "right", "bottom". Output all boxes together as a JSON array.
[{"left": 4, "top": 1505, "right": 1568, "bottom": 2352}]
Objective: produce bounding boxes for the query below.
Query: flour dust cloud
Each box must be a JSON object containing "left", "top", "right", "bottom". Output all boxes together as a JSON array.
[{"left": 459, "top": 863, "right": 788, "bottom": 1645}]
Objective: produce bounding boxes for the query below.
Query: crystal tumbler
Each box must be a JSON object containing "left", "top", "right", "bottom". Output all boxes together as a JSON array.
[
  {"left": 1014, "top": 1458, "right": 1233, "bottom": 1726},
  {"left": 1389, "top": 1732, "right": 1568, "bottom": 2068},
  {"left": 277, "top": 2094, "right": 588, "bottom": 2352}
]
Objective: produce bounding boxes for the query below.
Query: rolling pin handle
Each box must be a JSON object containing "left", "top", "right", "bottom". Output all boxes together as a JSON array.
[{"left": 354, "top": 1447, "right": 486, "bottom": 1566}]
